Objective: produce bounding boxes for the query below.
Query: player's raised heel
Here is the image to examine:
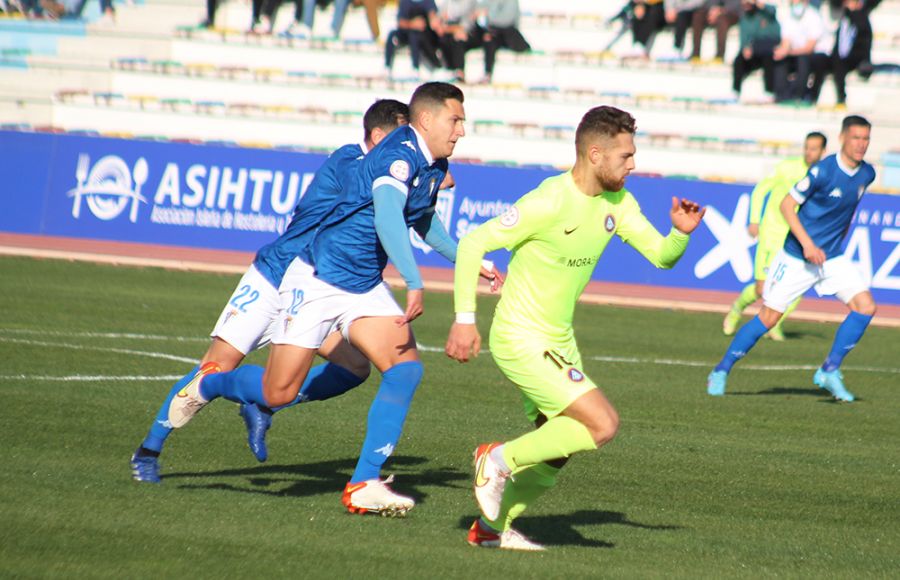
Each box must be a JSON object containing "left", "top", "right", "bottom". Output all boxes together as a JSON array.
[
  {"left": 467, "top": 519, "right": 546, "bottom": 551},
  {"left": 813, "top": 368, "right": 855, "bottom": 402},
  {"left": 239, "top": 403, "right": 272, "bottom": 462},
  {"left": 473, "top": 442, "right": 509, "bottom": 521},
  {"left": 341, "top": 475, "right": 415, "bottom": 517},
  {"left": 707, "top": 370, "right": 728, "bottom": 396},
  {"left": 130, "top": 450, "right": 161, "bottom": 483},
  {"left": 167, "top": 361, "right": 221, "bottom": 428}
]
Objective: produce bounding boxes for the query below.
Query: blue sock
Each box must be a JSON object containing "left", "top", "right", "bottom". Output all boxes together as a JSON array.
[
  {"left": 140, "top": 365, "right": 199, "bottom": 453},
  {"left": 822, "top": 311, "right": 873, "bottom": 372},
  {"left": 272, "top": 363, "right": 366, "bottom": 412},
  {"left": 349, "top": 361, "right": 423, "bottom": 484},
  {"left": 715, "top": 316, "right": 769, "bottom": 374},
  {"left": 200, "top": 365, "right": 267, "bottom": 405}
]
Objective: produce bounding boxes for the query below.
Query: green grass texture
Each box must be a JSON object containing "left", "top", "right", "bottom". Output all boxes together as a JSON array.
[{"left": 1, "top": 256, "right": 898, "bottom": 578}]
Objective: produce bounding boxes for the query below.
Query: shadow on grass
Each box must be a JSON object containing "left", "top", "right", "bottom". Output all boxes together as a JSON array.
[
  {"left": 729, "top": 386, "right": 824, "bottom": 397},
  {"left": 458, "top": 510, "right": 682, "bottom": 548},
  {"left": 166, "top": 455, "right": 467, "bottom": 504}
]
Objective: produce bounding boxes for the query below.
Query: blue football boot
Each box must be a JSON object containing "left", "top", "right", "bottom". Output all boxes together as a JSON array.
[
  {"left": 240, "top": 403, "right": 272, "bottom": 462},
  {"left": 707, "top": 370, "right": 728, "bottom": 396},
  {"left": 813, "top": 368, "right": 855, "bottom": 402},
  {"left": 130, "top": 450, "right": 161, "bottom": 483}
]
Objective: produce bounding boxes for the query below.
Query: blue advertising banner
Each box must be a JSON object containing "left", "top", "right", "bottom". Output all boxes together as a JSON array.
[{"left": 2, "top": 131, "right": 899, "bottom": 304}]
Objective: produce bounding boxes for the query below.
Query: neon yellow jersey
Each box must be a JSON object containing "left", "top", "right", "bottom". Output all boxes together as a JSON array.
[
  {"left": 749, "top": 157, "right": 808, "bottom": 240},
  {"left": 455, "top": 171, "right": 689, "bottom": 342}
]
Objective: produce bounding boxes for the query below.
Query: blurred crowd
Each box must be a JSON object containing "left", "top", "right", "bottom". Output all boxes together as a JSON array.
[
  {"left": 0, "top": 0, "right": 116, "bottom": 22},
  {"left": 202, "top": 0, "right": 531, "bottom": 84},
  {"left": 621, "top": 0, "right": 887, "bottom": 106}
]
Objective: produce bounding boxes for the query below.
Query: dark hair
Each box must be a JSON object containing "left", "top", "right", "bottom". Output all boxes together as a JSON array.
[
  {"left": 841, "top": 115, "right": 871, "bottom": 133},
  {"left": 806, "top": 131, "right": 827, "bottom": 148},
  {"left": 409, "top": 82, "right": 464, "bottom": 120},
  {"left": 575, "top": 106, "right": 637, "bottom": 152},
  {"left": 363, "top": 99, "right": 409, "bottom": 141}
]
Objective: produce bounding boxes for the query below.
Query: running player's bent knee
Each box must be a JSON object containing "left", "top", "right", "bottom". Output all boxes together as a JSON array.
[
  {"left": 381, "top": 360, "right": 424, "bottom": 404},
  {"left": 585, "top": 407, "right": 619, "bottom": 447}
]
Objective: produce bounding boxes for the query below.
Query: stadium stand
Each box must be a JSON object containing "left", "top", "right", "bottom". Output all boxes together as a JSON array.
[{"left": 0, "top": 0, "right": 898, "bottom": 185}]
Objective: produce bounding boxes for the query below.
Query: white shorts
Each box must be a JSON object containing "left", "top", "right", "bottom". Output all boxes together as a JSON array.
[
  {"left": 210, "top": 264, "right": 281, "bottom": 355},
  {"left": 273, "top": 258, "right": 404, "bottom": 348},
  {"left": 762, "top": 250, "right": 869, "bottom": 312}
]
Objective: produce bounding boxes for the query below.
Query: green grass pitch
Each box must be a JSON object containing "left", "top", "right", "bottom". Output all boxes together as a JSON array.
[{"left": 1, "top": 256, "right": 898, "bottom": 578}]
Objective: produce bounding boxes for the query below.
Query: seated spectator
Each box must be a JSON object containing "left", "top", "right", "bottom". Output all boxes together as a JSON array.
[
  {"left": 664, "top": 0, "right": 706, "bottom": 59},
  {"left": 384, "top": 0, "right": 443, "bottom": 79},
  {"left": 631, "top": 0, "right": 666, "bottom": 58},
  {"left": 830, "top": 0, "right": 878, "bottom": 107},
  {"left": 478, "top": 0, "right": 530, "bottom": 83},
  {"left": 297, "top": 0, "right": 350, "bottom": 39},
  {"left": 40, "top": 0, "right": 114, "bottom": 21},
  {"left": 732, "top": 0, "right": 780, "bottom": 100},
  {"left": 437, "top": 0, "right": 483, "bottom": 82},
  {"left": 773, "top": 0, "right": 826, "bottom": 103},
  {"left": 690, "top": 0, "right": 741, "bottom": 63},
  {"left": 258, "top": 0, "right": 305, "bottom": 34},
  {"left": 807, "top": 17, "right": 834, "bottom": 103}
]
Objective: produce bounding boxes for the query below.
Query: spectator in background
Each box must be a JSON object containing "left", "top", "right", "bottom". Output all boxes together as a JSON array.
[
  {"left": 299, "top": 0, "right": 350, "bottom": 38},
  {"left": 807, "top": 12, "right": 834, "bottom": 103},
  {"left": 479, "top": 0, "right": 530, "bottom": 83},
  {"left": 384, "top": 0, "right": 443, "bottom": 80},
  {"left": 40, "top": 0, "right": 114, "bottom": 21},
  {"left": 664, "top": 0, "right": 706, "bottom": 60},
  {"left": 732, "top": 0, "right": 780, "bottom": 100},
  {"left": 830, "top": 0, "right": 877, "bottom": 107},
  {"left": 690, "top": 0, "right": 741, "bottom": 63},
  {"left": 773, "top": 0, "right": 826, "bottom": 103},
  {"left": 437, "top": 0, "right": 483, "bottom": 83},
  {"left": 631, "top": 0, "right": 666, "bottom": 58},
  {"left": 258, "top": 0, "right": 306, "bottom": 35}
]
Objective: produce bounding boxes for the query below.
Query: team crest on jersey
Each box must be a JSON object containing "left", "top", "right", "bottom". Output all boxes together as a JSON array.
[
  {"left": 796, "top": 176, "right": 810, "bottom": 192},
  {"left": 829, "top": 188, "right": 842, "bottom": 198},
  {"left": 604, "top": 214, "right": 616, "bottom": 233},
  {"left": 390, "top": 160, "right": 410, "bottom": 182},
  {"left": 568, "top": 368, "right": 585, "bottom": 382},
  {"left": 499, "top": 206, "right": 519, "bottom": 227}
]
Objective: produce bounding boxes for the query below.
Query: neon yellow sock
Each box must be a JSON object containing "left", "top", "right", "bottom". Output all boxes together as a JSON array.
[
  {"left": 772, "top": 297, "right": 801, "bottom": 332},
  {"left": 732, "top": 282, "right": 760, "bottom": 313},
  {"left": 487, "top": 462, "right": 559, "bottom": 532},
  {"left": 501, "top": 415, "right": 596, "bottom": 471}
]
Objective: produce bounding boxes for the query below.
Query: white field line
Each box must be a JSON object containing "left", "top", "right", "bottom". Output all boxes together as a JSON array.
[
  {"left": 2, "top": 331, "right": 898, "bottom": 377},
  {"left": 0, "top": 375, "right": 183, "bottom": 382},
  {"left": 0, "top": 336, "right": 197, "bottom": 364}
]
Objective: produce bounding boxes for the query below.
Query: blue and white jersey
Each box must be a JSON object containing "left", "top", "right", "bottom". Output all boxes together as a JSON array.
[
  {"left": 252, "top": 143, "right": 365, "bottom": 288},
  {"left": 308, "top": 125, "right": 449, "bottom": 293},
  {"left": 784, "top": 154, "right": 875, "bottom": 260}
]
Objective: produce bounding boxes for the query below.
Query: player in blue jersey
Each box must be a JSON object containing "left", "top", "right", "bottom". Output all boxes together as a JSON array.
[
  {"left": 708, "top": 115, "right": 877, "bottom": 402},
  {"left": 166, "top": 83, "right": 501, "bottom": 515},
  {"left": 130, "top": 99, "right": 411, "bottom": 483}
]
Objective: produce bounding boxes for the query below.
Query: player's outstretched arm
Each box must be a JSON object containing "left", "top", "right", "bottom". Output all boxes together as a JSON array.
[{"left": 669, "top": 196, "right": 706, "bottom": 234}]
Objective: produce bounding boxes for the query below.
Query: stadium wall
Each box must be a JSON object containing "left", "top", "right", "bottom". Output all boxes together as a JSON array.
[{"left": 3, "top": 130, "right": 899, "bottom": 305}]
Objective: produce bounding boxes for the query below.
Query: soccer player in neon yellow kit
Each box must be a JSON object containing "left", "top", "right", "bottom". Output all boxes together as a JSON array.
[
  {"left": 445, "top": 106, "right": 706, "bottom": 550},
  {"left": 722, "top": 131, "right": 827, "bottom": 340}
]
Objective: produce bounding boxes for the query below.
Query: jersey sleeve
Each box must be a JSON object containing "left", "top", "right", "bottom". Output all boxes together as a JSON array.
[
  {"left": 789, "top": 162, "right": 826, "bottom": 204},
  {"left": 614, "top": 191, "right": 689, "bottom": 269},
  {"left": 749, "top": 173, "right": 776, "bottom": 225},
  {"left": 454, "top": 189, "right": 558, "bottom": 314},
  {"left": 367, "top": 142, "right": 419, "bottom": 198}
]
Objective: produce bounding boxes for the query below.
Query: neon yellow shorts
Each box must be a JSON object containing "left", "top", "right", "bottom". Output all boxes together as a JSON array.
[
  {"left": 754, "top": 233, "right": 787, "bottom": 281},
  {"left": 489, "top": 326, "right": 597, "bottom": 422}
]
